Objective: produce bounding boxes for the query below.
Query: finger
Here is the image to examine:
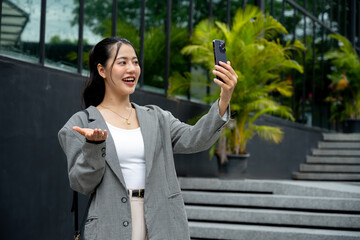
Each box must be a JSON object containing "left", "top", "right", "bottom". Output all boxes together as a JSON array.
[
  {"left": 213, "top": 78, "right": 227, "bottom": 88},
  {"left": 219, "top": 61, "right": 238, "bottom": 78},
  {"left": 103, "top": 130, "right": 108, "bottom": 140},
  {"left": 94, "top": 128, "right": 106, "bottom": 141},
  {"left": 85, "top": 129, "right": 95, "bottom": 139},
  {"left": 213, "top": 68, "right": 237, "bottom": 87},
  {"left": 212, "top": 70, "right": 229, "bottom": 84},
  {"left": 95, "top": 128, "right": 102, "bottom": 140},
  {"left": 216, "top": 65, "right": 238, "bottom": 86},
  {"left": 92, "top": 128, "right": 98, "bottom": 139},
  {"left": 227, "top": 61, "right": 238, "bottom": 78},
  {"left": 73, "top": 126, "right": 86, "bottom": 136},
  {"left": 215, "top": 64, "right": 234, "bottom": 80},
  {"left": 219, "top": 61, "right": 237, "bottom": 78},
  {"left": 98, "top": 129, "right": 104, "bottom": 140}
]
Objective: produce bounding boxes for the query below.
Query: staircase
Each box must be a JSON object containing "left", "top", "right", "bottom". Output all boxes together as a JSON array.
[
  {"left": 179, "top": 177, "right": 360, "bottom": 240},
  {"left": 293, "top": 133, "right": 360, "bottom": 181}
]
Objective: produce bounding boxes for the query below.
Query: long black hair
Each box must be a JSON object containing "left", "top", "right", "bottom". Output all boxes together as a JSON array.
[{"left": 83, "top": 37, "right": 137, "bottom": 108}]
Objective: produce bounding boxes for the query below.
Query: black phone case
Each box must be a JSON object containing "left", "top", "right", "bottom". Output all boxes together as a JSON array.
[{"left": 213, "top": 39, "right": 227, "bottom": 82}]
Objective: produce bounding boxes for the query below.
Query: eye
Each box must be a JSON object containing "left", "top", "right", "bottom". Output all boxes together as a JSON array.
[
  {"left": 117, "top": 61, "right": 126, "bottom": 65},
  {"left": 133, "top": 60, "right": 139, "bottom": 65}
]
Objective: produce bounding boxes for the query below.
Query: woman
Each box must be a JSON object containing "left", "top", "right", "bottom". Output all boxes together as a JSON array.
[{"left": 58, "top": 37, "right": 237, "bottom": 240}]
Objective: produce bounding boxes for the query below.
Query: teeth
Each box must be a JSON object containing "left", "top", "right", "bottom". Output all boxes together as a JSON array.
[{"left": 123, "top": 78, "right": 135, "bottom": 82}]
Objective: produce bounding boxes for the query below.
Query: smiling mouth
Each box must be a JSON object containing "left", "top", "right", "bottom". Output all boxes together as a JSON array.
[{"left": 122, "top": 77, "right": 135, "bottom": 83}]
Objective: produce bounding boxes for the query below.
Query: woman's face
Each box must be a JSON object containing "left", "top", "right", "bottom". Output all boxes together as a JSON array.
[{"left": 99, "top": 43, "right": 141, "bottom": 96}]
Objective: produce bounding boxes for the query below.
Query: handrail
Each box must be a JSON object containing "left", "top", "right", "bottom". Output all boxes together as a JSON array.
[{"left": 285, "top": 0, "right": 336, "bottom": 35}]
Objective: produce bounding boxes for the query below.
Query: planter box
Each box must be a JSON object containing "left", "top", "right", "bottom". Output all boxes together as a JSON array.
[
  {"left": 218, "top": 153, "right": 250, "bottom": 179},
  {"left": 343, "top": 119, "right": 360, "bottom": 133}
]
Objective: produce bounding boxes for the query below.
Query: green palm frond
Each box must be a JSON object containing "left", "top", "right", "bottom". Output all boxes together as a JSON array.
[
  {"left": 182, "top": 44, "right": 213, "bottom": 66},
  {"left": 253, "top": 125, "right": 284, "bottom": 144},
  {"left": 325, "top": 33, "right": 360, "bottom": 120},
  {"left": 284, "top": 39, "right": 306, "bottom": 56},
  {"left": 231, "top": 5, "right": 262, "bottom": 35},
  {"left": 329, "top": 34, "right": 357, "bottom": 56},
  {"left": 215, "top": 21, "right": 230, "bottom": 41},
  {"left": 168, "top": 5, "right": 304, "bottom": 154},
  {"left": 249, "top": 105, "right": 294, "bottom": 124},
  {"left": 168, "top": 71, "right": 213, "bottom": 99},
  {"left": 192, "top": 20, "right": 222, "bottom": 45},
  {"left": 266, "top": 79, "right": 293, "bottom": 97}
]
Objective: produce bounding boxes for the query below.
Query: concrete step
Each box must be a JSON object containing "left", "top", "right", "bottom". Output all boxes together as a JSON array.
[
  {"left": 293, "top": 172, "right": 360, "bottom": 181},
  {"left": 300, "top": 164, "right": 360, "bottom": 173},
  {"left": 319, "top": 141, "right": 360, "bottom": 149},
  {"left": 323, "top": 133, "right": 360, "bottom": 142},
  {"left": 186, "top": 205, "right": 360, "bottom": 229},
  {"left": 189, "top": 221, "right": 360, "bottom": 240},
  {"left": 179, "top": 177, "right": 360, "bottom": 198},
  {"left": 179, "top": 177, "right": 273, "bottom": 194},
  {"left": 307, "top": 156, "right": 360, "bottom": 164},
  {"left": 313, "top": 149, "right": 360, "bottom": 156},
  {"left": 182, "top": 191, "right": 360, "bottom": 212}
]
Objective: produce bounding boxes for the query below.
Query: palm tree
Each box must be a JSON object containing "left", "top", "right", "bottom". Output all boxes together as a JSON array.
[{"left": 168, "top": 5, "right": 305, "bottom": 163}]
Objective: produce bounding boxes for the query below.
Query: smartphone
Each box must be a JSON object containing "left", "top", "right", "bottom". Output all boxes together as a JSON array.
[{"left": 213, "top": 39, "right": 227, "bottom": 82}]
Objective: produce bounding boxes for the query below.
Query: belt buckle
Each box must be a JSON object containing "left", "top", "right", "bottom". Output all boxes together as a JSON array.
[{"left": 128, "top": 189, "right": 144, "bottom": 198}]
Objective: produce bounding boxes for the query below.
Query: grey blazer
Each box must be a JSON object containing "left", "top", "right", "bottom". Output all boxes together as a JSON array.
[{"left": 58, "top": 100, "right": 229, "bottom": 240}]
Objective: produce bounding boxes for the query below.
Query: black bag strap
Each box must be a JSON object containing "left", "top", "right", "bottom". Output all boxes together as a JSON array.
[
  {"left": 71, "top": 191, "right": 79, "bottom": 239},
  {"left": 71, "top": 191, "right": 94, "bottom": 240}
]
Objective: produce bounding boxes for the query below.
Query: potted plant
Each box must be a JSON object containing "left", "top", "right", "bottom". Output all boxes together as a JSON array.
[
  {"left": 168, "top": 5, "right": 304, "bottom": 177},
  {"left": 325, "top": 34, "right": 360, "bottom": 133}
]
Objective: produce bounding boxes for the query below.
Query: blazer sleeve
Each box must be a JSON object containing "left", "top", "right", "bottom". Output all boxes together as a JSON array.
[
  {"left": 58, "top": 114, "right": 106, "bottom": 195},
  {"left": 167, "top": 99, "right": 230, "bottom": 154}
]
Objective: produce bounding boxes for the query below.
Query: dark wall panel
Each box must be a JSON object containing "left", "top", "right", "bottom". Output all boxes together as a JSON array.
[
  {"left": 0, "top": 57, "right": 84, "bottom": 239},
  {"left": 245, "top": 116, "right": 326, "bottom": 179}
]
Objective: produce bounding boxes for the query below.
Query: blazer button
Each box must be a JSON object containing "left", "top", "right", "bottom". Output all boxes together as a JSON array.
[
  {"left": 123, "top": 221, "right": 129, "bottom": 227},
  {"left": 101, "top": 147, "right": 106, "bottom": 152},
  {"left": 121, "top": 197, "right": 127, "bottom": 203},
  {"left": 102, "top": 152, "right": 106, "bottom": 157}
]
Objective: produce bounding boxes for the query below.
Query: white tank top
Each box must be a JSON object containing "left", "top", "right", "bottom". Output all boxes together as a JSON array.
[{"left": 106, "top": 122, "right": 146, "bottom": 189}]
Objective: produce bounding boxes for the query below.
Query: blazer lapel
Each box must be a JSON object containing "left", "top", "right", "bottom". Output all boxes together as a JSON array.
[
  {"left": 133, "top": 103, "right": 158, "bottom": 179},
  {"left": 86, "top": 106, "right": 127, "bottom": 188}
]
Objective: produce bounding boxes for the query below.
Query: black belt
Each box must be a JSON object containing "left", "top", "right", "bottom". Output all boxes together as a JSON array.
[{"left": 128, "top": 189, "right": 145, "bottom": 198}]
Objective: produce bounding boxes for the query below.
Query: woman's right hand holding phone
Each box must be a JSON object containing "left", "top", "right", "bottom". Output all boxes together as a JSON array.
[
  {"left": 73, "top": 126, "right": 108, "bottom": 142},
  {"left": 213, "top": 61, "right": 238, "bottom": 116}
]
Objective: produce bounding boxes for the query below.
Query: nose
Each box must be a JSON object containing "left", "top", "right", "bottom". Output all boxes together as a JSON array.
[{"left": 126, "top": 62, "right": 136, "bottom": 73}]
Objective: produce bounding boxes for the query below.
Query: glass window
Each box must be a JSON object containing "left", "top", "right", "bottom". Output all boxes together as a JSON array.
[
  {"left": 81, "top": 0, "right": 112, "bottom": 74},
  {"left": 116, "top": 1, "right": 140, "bottom": 55},
  {"left": 81, "top": 0, "right": 141, "bottom": 74},
  {"left": 0, "top": 0, "right": 41, "bottom": 62},
  {"left": 168, "top": 0, "right": 190, "bottom": 99},
  {"left": 142, "top": 0, "right": 167, "bottom": 92},
  {"left": 116, "top": 1, "right": 141, "bottom": 85},
  {"left": 167, "top": 0, "right": 211, "bottom": 101},
  {"left": 190, "top": 0, "right": 213, "bottom": 102},
  {"left": 44, "top": 0, "right": 79, "bottom": 71}
]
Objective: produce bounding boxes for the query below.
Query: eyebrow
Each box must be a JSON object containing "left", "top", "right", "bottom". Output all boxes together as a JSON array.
[{"left": 116, "top": 56, "right": 138, "bottom": 60}]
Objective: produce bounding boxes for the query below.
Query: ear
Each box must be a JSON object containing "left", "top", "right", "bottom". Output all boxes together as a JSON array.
[{"left": 97, "top": 63, "right": 106, "bottom": 79}]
